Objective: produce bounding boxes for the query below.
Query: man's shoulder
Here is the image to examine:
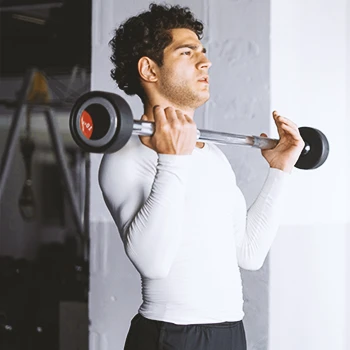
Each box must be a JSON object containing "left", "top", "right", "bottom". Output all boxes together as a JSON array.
[
  {"left": 208, "top": 143, "right": 230, "bottom": 163},
  {"left": 207, "top": 143, "right": 238, "bottom": 180},
  {"left": 100, "top": 137, "right": 157, "bottom": 175}
]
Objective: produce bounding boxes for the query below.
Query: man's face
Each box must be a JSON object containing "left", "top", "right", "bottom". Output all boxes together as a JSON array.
[{"left": 156, "top": 28, "right": 212, "bottom": 110}]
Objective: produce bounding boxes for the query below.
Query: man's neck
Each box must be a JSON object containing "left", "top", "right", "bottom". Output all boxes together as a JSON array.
[
  {"left": 143, "top": 99, "right": 195, "bottom": 121},
  {"left": 142, "top": 99, "right": 204, "bottom": 148}
]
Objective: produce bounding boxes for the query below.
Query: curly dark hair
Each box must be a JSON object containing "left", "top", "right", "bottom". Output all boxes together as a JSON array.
[{"left": 109, "top": 3, "right": 204, "bottom": 100}]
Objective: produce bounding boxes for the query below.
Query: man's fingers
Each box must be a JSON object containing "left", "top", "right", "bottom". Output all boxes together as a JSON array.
[
  {"left": 139, "top": 114, "right": 152, "bottom": 145},
  {"left": 175, "top": 109, "right": 187, "bottom": 123},
  {"left": 273, "top": 111, "right": 298, "bottom": 130},
  {"left": 272, "top": 111, "right": 286, "bottom": 137},
  {"left": 280, "top": 123, "right": 303, "bottom": 141},
  {"left": 279, "top": 116, "right": 298, "bottom": 130},
  {"left": 164, "top": 106, "right": 178, "bottom": 123},
  {"left": 153, "top": 105, "right": 167, "bottom": 124}
]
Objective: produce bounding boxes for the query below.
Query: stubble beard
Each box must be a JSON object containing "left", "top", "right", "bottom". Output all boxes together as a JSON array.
[{"left": 159, "top": 74, "right": 209, "bottom": 110}]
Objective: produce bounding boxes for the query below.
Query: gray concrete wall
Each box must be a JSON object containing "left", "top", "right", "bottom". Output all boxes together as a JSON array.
[{"left": 90, "top": 1, "right": 271, "bottom": 349}]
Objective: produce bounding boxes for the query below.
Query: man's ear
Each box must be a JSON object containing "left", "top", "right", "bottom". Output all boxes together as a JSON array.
[{"left": 138, "top": 57, "right": 158, "bottom": 83}]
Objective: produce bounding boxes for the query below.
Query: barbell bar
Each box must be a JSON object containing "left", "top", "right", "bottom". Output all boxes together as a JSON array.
[{"left": 69, "top": 91, "right": 330, "bottom": 170}]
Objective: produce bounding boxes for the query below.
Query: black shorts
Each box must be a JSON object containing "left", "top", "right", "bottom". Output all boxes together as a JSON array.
[{"left": 124, "top": 313, "right": 247, "bottom": 350}]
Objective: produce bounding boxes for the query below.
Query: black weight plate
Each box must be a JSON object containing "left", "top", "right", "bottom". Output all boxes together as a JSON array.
[
  {"left": 105, "top": 93, "right": 135, "bottom": 153},
  {"left": 295, "top": 127, "right": 329, "bottom": 170},
  {"left": 69, "top": 91, "right": 134, "bottom": 153},
  {"left": 69, "top": 91, "right": 98, "bottom": 151}
]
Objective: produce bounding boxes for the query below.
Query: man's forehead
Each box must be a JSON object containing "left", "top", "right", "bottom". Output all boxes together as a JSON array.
[{"left": 168, "top": 28, "right": 201, "bottom": 46}]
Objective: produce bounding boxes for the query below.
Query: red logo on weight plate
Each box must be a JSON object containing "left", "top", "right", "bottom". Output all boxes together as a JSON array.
[{"left": 80, "top": 110, "right": 93, "bottom": 139}]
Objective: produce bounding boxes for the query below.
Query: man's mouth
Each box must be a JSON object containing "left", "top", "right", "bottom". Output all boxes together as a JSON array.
[{"left": 198, "top": 76, "right": 209, "bottom": 84}]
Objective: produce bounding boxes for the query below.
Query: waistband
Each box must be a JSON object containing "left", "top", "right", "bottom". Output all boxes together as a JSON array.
[{"left": 134, "top": 313, "right": 242, "bottom": 329}]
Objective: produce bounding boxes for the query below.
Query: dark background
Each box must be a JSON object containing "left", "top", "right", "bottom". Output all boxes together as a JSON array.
[
  {"left": 0, "top": 1, "right": 92, "bottom": 348},
  {"left": 0, "top": 0, "right": 91, "bottom": 76}
]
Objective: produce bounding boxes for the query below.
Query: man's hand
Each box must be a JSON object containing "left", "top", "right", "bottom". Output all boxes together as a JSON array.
[
  {"left": 261, "top": 111, "right": 305, "bottom": 173},
  {"left": 139, "top": 106, "right": 197, "bottom": 155}
]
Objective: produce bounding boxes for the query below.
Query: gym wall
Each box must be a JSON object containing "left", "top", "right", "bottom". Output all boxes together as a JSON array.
[
  {"left": 89, "top": 0, "right": 271, "bottom": 349},
  {"left": 0, "top": 1, "right": 92, "bottom": 348},
  {"left": 89, "top": 1, "right": 350, "bottom": 350}
]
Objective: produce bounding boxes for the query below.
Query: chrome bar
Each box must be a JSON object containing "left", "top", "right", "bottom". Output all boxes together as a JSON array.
[{"left": 133, "top": 120, "right": 279, "bottom": 150}]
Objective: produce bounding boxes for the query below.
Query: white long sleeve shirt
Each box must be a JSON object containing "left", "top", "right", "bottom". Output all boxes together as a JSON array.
[{"left": 99, "top": 136, "right": 289, "bottom": 325}]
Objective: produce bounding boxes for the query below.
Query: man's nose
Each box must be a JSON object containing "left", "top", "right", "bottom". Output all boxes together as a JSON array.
[{"left": 198, "top": 56, "right": 212, "bottom": 69}]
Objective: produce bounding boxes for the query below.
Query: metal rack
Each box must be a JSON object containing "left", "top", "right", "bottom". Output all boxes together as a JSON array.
[{"left": 0, "top": 68, "right": 89, "bottom": 258}]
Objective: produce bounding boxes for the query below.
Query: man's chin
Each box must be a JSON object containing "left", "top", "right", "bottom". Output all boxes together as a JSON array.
[{"left": 195, "top": 92, "right": 210, "bottom": 108}]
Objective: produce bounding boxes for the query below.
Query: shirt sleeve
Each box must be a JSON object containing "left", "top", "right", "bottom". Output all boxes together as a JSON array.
[
  {"left": 235, "top": 167, "right": 290, "bottom": 270},
  {"left": 99, "top": 152, "right": 192, "bottom": 279}
]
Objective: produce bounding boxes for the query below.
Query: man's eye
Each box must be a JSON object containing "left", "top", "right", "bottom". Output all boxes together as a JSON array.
[{"left": 182, "top": 51, "right": 191, "bottom": 56}]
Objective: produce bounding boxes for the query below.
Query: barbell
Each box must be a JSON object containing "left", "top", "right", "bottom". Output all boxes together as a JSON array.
[{"left": 69, "top": 91, "right": 329, "bottom": 170}]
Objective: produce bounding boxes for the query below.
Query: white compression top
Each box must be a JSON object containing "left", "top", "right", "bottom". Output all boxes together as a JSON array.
[{"left": 99, "top": 136, "right": 289, "bottom": 325}]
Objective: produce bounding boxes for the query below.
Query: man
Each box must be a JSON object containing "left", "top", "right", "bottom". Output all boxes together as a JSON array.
[{"left": 99, "top": 3, "right": 304, "bottom": 350}]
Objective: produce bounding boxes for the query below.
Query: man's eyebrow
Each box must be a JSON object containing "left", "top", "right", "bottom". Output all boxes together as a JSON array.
[{"left": 174, "top": 44, "right": 207, "bottom": 53}]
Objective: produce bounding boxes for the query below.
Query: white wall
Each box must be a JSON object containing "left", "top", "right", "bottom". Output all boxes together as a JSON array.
[
  {"left": 345, "top": 0, "right": 350, "bottom": 349},
  {"left": 269, "top": 0, "right": 349, "bottom": 349}
]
